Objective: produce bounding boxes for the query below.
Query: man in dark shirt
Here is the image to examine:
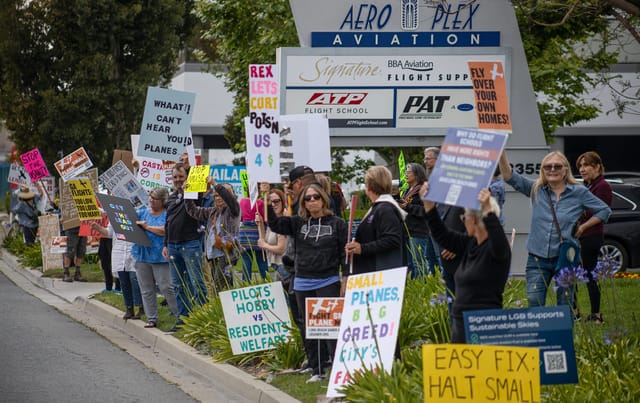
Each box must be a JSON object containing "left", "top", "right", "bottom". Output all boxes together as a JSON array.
[{"left": 162, "top": 163, "right": 207, "bottom": 321}]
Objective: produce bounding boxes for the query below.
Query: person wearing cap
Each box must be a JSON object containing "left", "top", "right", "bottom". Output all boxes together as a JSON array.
[{"left": 11, "top": 185, "right": 41, "bottom": 245}]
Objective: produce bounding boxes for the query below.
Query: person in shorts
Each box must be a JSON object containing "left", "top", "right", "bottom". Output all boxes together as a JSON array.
[{"left": 63, "top": 226, "right": 88, "bottom": 282}]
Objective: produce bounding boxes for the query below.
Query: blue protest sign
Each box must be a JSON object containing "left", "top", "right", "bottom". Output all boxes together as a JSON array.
[
  {"left": 138, "top": 86, "right": 196, "bottom": 161},
  {"left": 424, "top": 127, "right": 507, "bottom": 210},
  {"left": 464, "top": 306, "right": 578, "bottom": 385},
  {"left": 210, "top": 165, "right": 246, "bottom": 197}
]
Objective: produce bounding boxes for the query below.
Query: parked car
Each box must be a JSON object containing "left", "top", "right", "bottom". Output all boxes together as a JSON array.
[{"left": 599, "top": 182, "right": 640, "bottom": 272}]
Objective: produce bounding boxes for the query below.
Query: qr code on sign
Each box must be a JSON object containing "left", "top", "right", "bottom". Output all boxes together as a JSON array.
[
  {"left": 444, "top": 184, "right": 462, "bottom": 205},
  {"left": 543, "top": 350, "right": 567, "bottom": 374}
]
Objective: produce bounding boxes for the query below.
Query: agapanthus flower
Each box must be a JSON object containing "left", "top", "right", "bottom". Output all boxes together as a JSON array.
[
  {"left": 430, "top": 292, "right": 453, "bottom": 307},
  {"left": 594, "top": 257, "right": 620, "bottom": 281},
  {"left": 554, "top": 266, "right": 589, "bottom": 288}
]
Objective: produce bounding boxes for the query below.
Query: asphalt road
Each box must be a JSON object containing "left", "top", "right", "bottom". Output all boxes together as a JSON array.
[{"left": 0, "top": 272, "right": 197, "bottom": 403}]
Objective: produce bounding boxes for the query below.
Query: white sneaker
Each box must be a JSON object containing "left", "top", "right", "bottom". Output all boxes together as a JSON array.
[{"left": 306, "top": 374, "right": 324, "bottom": 383}]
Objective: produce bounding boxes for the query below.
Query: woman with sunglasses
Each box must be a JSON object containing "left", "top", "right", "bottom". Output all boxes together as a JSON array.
[
  {"left": 255, "top": 188, "right": 289, "bottom": 285},
  {"left": 267, "top": 183, "right": 347, "bottom": 382},
  {"left": 499, "top": 151, "right": 611, "bottom": 309}
]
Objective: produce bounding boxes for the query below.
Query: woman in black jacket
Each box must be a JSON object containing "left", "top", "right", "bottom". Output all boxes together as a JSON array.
[
  {"left": 420, "top": 185, "right": 511, "bottom": 343},
  {"left": 268, "top": 182, "right": 347, "bottom": 381}
]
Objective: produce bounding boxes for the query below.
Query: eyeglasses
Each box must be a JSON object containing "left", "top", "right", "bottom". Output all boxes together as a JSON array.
[
  {"left": 304, "top": 194, "right": 322, "bottom": 202},
  {"left": 460, "top": 214, "right": 471, "bottom": 222},
  {"left": 270, "top": 199, "right": 282, "bottom": 205},
  {"left": 149, "top": 195, "right": 161, "bottom": 201},
  {"left": 542, "top": 164, "right": 564, "bottom": 172}
]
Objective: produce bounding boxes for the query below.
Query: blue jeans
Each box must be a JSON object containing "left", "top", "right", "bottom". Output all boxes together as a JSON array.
[
  {"left": 406, "top": 237, "right": 428, "bottom": 279},
  {"left": 168, "top": 240, "right": 207, "bottom": 318},
  {"left": 425, "top": 236, "right": 441, "bottom": 277},
  {"left": 241, "top": 249, "right": 268, "bottom": 281},
  {"left": 526, "top": 254, "right": 574, "bottom": 307},
  {"left": 118, "top": 271, "right": 142, "bottom": 307}
]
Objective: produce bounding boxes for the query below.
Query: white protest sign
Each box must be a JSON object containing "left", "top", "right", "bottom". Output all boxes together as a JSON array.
[
  {"left": 306, "top": 297, "right": 344, "bottom": 340},
  {"left": 54, "top": 147, "right": 93, "bottom": 181},
  {"left": 280, "top": 114, "right": 332, "bottom": 172},
  {"left": 245, "top": 64, "right": 280, "bottom": 183},
  {"left": 136, "top": 157, "right": 172, "bottom": 192},
  {"left": 219, "top": 282, "right": 292, "bottom": 355},
  {"left": 99, "top": 160, "right": 149, "bottom": 208},
  {"left": 137, "top": 86, "right": 196, "bottom": 161},
  {"left": 327, "top": 267, "right": 408, "bottom": 397},
  {"left": 7, "top": 162, "right": 32, "bottom": 187}
]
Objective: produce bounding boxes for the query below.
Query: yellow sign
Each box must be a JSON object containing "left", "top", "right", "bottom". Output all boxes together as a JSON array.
[
  {"left": 185, "top": 164, "right": 210, "bottom": 193},
  {"left": 422, "top": 344, "right": 540, "bottom": 403},
  {"left": 68, "top": 179, "right": 102, "bottom": 221}
]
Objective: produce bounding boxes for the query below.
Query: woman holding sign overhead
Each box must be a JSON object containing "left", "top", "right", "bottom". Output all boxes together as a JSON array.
[
  {"left": 420, "top": 185, "right": 511, "bottom": 343},
  {"left": 132, "top": 187, "right": 179, "bottom": 329}
]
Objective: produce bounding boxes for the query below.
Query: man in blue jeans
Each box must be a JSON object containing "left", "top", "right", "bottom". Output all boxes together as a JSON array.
[{"left": 162, "top": 163, "right": 207, "bottom": 323}]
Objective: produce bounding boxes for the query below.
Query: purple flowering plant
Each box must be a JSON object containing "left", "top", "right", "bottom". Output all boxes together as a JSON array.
[
  {"left": 594, "top": 256, "right": 621, "bottom": 281},
  {"left": 553, "top": 265, "right": 590, "bottom": 289}
]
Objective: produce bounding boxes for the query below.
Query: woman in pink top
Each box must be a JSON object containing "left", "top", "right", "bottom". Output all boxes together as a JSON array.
[{"left": 238, "top": 183, "right": 268, "bottom": 281}]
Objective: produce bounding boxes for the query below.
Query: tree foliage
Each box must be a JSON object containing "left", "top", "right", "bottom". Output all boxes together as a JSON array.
[{"left": 0, "top": 0, "right": 195, "bottom": 170}]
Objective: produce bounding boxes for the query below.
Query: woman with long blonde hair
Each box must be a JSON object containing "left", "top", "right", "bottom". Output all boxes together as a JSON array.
[{"left": 498, "top": 150, "right": 611, "bottom": 310}]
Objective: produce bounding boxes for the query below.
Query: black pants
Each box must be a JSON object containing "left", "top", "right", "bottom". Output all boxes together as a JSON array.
[
  {"left": 98, "top": 238, "right": 117, "bottom": 290},
  {"left": 295, "top": 280, "right": 341, "bottom": 376},
  {"left": 579, "top": 234, "right": 603, "bottom": 314}
]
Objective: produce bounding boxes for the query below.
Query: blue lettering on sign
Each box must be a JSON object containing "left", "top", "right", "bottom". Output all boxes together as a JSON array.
[
  {"left": 311, "top": 32, "right": 500, "bottom": 47},
  {"left": 431, "top": 3, "right": 479, "bottom": 30},
  {"left": 340, "top": 4, "right": 392, "bottom": 30}
]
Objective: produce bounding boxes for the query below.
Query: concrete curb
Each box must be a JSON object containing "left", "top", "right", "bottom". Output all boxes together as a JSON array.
[{"left": 0, "top": 252, "right": 300, "bottom": 403}]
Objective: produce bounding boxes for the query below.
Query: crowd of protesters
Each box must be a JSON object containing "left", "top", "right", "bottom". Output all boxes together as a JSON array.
[{"left": 10, "top": 146, "right": 614, "bottom": 382}]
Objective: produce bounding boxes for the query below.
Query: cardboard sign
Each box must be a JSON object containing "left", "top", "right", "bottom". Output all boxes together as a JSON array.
[
  {"left": 137, "top": 86, "right": 196, "bottom": 161},
  {"left": 95, "top": 194, "right": 151, "bottom": 246},
  {"left": 20, "top": 148, "right": 50, "bottom": 182},
  {"left": 245, "top": 64, "right": 280, "bottom": 183},
  {"left": 60, "top": 168, "right": 98, "bottom": 231},
  {"left": 219, "top": 282, "right": 292, "bottom": 355},
  {"left": 328, "top": 267, "right": 408, "bottom": 397},
  {"left": 54, "top": 147, "right": 93, "bottom": 181},
  {"left": 468, "top": 61, "right": 511, "bottom": 131},
  {"left": 424, "top": 127, "right": 508, "bottom": 210},
  {"left": 464, "top": 306, "right": 577, "bottom": 385},
  {"left": 185, "top": 164, "right": 210, "bottom": 193},
  {"left": 422, "top": 344, "right": 540, "bottom": 403},
  {"left": 68, "top": 179, "right": 102, "bottom": 220},
  {"left": 112, "top": 149, "right": 135, "bottom": 173},
  {"left": 39, "top": 214, "right": 63, "bottom": 271},
  {"left": 79, "top": 214, "right": 109, "bottom": 238},
  {"left": 7, "top": 162, "right": 32, "bottom": 187},
  {"left": 100, "top": 160, "right": 149, "bottom": 207},
  {"left": 305, "top": 297, "right": 344, "bottom": 339}
]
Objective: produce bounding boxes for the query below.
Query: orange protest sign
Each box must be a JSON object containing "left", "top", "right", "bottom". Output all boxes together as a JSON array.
[{"left": 468, "top": 61, "right": 511, "bottom": 131}]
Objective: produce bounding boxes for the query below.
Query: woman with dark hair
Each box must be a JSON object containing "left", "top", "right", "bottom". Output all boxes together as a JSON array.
[
  {"left": 576, "top": 151, "right": 612, "bottom": 323},
  {"left": 184, "top": 177, "right": 241, "bottom": 293},
  {"left": 267, "top": 183, "right": 347, "bottom": 383},
  {"left": 399, "top": 163, "right": 430, "bottom": 278},
  {"left": 499, "top": 151, "right": 611, "bottom": 309}
]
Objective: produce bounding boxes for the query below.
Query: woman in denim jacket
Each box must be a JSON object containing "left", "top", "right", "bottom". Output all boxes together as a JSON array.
[{"left": 498, "top": 151, "right": 611, "bottom": 309}]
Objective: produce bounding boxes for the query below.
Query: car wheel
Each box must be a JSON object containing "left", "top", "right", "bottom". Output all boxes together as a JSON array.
[{"left": 599, "top": 239, "right": 628, "bottom": 272}]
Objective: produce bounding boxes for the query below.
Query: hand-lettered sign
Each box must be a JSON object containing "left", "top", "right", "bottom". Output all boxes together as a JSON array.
[
  {"left": 54, "top": 147, "right": 93, "bottom": 181},
  {"left": 20, "top": 148, "right": 50, "bottom": 182},
  {"left": 96, "top": 194, "right": 151, "bottom": 246}
]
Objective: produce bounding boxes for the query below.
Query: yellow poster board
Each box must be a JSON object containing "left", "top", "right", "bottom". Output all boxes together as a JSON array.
[
  {"left": 185, "top": 164, "right": 210, "bottom": 193},
  {"left": 422, "top": 344, "right": 540, "bottom": 403},
  {"left": 68, "top": 179, "right": 102, "bottom": 220}
]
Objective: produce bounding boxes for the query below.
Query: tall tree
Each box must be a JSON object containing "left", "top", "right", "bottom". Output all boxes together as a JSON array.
[{"left": 0, "top": 0, "right": 195, "bottom": 170}]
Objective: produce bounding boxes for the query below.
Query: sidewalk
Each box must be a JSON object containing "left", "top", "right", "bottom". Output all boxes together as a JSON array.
[{"left": 0, "top": 250, "right": 299, "bottom": 403}]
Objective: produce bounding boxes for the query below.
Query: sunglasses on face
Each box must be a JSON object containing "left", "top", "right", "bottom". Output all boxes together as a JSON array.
[
  {"left": 542, "top": 164, "right": 564, "bottom": 172},
  {"left": 303, "top": 194, "right": 322, "bottom": 202}
]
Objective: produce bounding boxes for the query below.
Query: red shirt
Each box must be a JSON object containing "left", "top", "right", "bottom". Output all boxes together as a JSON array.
[{"left": 580, "top": 175, "right": 612, "bottom": 237}]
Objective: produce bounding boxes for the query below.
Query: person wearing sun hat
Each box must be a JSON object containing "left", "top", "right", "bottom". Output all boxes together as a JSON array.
[{"left": 11, "top": 185, "right": 42, "bottom": 245}]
